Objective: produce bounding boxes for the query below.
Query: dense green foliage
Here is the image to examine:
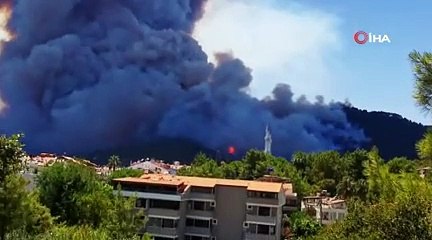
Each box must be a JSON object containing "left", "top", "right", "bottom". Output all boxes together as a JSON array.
[
  {"left": 288, "top": 212, "right": 322, "bottom": 239},
  {"left": 6, "top": 226, "right": 151, "bottom": 240},
  {"left": 315, "top": 176, "right": 432, "bottom": 240},
  {"left": 409, "top": 50, "right": 432, "bottom": 112},
  {"left": 416, "top": 131, "right": 432, "bottom": 161},
  {"left": 36, "top": 162, "right": 148, "bottom": 239},
  {"left": 301, "top": 50, "right": 432, "bottom": 240},
  {"left": 0, "top": 134, "right": 53, "bottom": 240},
  {"left": 37, "top": 162, "right": 106, "bottom": 226},
  {"left": 179, "top": 149, "right": 375, "bottom": 199},
  {"left": 0, "top": 134, "right": 150, "bottom": 240}
]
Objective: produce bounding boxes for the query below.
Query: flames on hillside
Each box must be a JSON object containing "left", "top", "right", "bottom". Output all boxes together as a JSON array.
[
  {"left": 0, "top": 2, "right": 12, "bottom": 113},
  {"left": 0, "top": 3, "right": 12, "bottom": 43}
]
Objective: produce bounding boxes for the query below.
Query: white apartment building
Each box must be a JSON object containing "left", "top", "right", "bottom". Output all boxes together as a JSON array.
[{"left": 301, "top": 196, "right": 347, "bottom": 225}]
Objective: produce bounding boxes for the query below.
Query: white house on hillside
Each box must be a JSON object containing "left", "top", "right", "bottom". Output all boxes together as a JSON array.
[{"left": 301, "top": 193, "right": 347, "bottom": 225}]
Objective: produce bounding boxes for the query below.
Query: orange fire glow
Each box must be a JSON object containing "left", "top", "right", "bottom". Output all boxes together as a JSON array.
[
  {"left": 228, "top": 146, "right": 236, "bottom": 155},
  {"left": 0, "top": 4, "right": 13, "bottom": 43},
  {"left": 0, "top": 4, "right": 11, "bottom": 114}
]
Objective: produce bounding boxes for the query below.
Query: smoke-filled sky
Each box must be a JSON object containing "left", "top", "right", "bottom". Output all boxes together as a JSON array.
[
  {"left": 193, "top": 0, "right": 432, "bottom": 125},
  {"left": 0, "top": 0, "right": 366, "bottom": 157}
]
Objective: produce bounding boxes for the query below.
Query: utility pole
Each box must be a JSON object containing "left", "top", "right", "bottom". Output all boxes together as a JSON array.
[{"left": 319, "top": 199, "right": 323, "bottom": 225}]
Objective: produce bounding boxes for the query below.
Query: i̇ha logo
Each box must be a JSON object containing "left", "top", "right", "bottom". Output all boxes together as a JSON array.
[{"left": 354, "top": 31, "right": 391, "bottom": 44}]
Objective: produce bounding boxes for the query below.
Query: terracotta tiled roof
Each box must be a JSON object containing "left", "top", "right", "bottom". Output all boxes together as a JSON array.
[
  {"left": 114, "top": 174, "right": 283, "bottom": 193},
  {"left": 114, "top": 176, "right": 184, "bottom": 186}
]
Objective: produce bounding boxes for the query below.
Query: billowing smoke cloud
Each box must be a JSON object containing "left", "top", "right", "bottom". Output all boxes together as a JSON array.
[{"left": 0, "top": 0, "right": 365, "bottom": 157}]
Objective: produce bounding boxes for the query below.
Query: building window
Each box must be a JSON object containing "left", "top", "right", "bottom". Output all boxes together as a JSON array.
[
  {"left": 257, "top": 225, "right": 270, "bottom": 235},
  {"left": 118, "top": 182, "right": 179, "bottom": 194},
  {"left": 189, "top": 201, "right": 214, "bottom": 211},
  {"left": 322, "top": 212, "right": 329, "bottom": 220},
  {"left": 195, "top": 219, "right": 210, "bottom": 228},
  {"left": 162, "top": 218, "right": 177, "bottom": 228},
  {"left": 186, "top": 218, "right": 211, "bottom": 228},
  {"left": 193, "top": 201, "right": 205, "bottom": 210},
  {"left": 258, "top": 207, "right": 271, "bottom": 216},
  {"left": 247, "top": 223, "right": 276, "bottom": 235},
  {"left": 247, "top": 191, "right": 277, "bottom": 199},
  {"left": 147, "top": 217, "right": 161, "bottom": 227},
  {"left": 149, "top": 199, "right": 180, "bottom": 210},
  {"left": 247, "top": 206, "right": 275, "bottom": 217},
  {"left": 135, "top": 198, "right": 146, "bottom": 208},
  {"left": 147, "top": 217, "right": 178, "bottom": 228}
]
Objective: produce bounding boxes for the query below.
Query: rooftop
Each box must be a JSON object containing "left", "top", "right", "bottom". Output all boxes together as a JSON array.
[
  {"left": 113, "top": 174, "right": 286, "bottom": 193},
  {"left": 303, "top": 195, "right": 346, "bottom": 206}
]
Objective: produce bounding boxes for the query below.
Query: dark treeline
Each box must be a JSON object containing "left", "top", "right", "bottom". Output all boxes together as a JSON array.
[{"left": 344, "top": 106, "right": 427, "bottom": 160}]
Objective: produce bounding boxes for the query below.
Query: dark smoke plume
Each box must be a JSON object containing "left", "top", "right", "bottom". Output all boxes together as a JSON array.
[{"left": 0, "top": 0, "right": 365, "bottom": 157}]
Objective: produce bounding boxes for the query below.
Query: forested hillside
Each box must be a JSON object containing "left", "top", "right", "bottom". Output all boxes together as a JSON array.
[{"left": 344, "top": 106, "right": 427, "bottom": 160}]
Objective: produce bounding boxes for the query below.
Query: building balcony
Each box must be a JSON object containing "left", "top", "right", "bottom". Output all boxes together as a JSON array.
[
  {"left": 147, "top": 208, "right": 181, "bottom": 218},
  {"left": 244, "top": 233, "right": 277, "bottom": 240},
  {"left": 184, "top": 227, "right": 212, "bottom": 236},
  {"left": 146, "top": 226, "right": 178, "bottom": 237},
  {"left": 247, "top": 197, "right": 280, "bottom": 206},
  {"left": 246, "top": 215, "right": 277, "bottom": 225},
  {"left": 188, "top": 192, "right": 215, "bottom": 201},
  {"left": 117, "top": 190, "right": 182, "bottom": 201},
  {"left": 186, "top": 209, "right": 214, "bottom": 218}
]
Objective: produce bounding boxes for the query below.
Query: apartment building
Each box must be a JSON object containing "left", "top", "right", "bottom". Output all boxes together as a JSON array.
[
  {"left": 256, "top": 175, "right": 298, "bottom": 216},
  {"left": 112, "top": 174, "right": 288, "bottom": 240}
]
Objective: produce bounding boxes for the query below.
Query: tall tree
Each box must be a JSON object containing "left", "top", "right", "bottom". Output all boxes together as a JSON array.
[
  {"left": 409, "top": 51, "right": 432, "bottom": 112},
  {"left": 416, "top": 131, "right": 432, "bottom": 161},
  {"left": 239, "top": 150, "right": 268, "bottom": 180},
  {"left": 0, "top": 134, "right": 28, "bottom": 240},
  {"left": 103, "top": 191, "right": 147, "bottom": 239},
  {"left": 0, "top": 134, "right": 26, "bottom": 183},
  {"left": 37, "top": 161, "right": 146, "bottom": 237},
  {"left": 37, "top": 162, "right": 106, "bottom": 226},
  {"left": 364, "top": 147, "right": 382, "bottom": 203},
  {"left": 387, "top": 157, "right": 415, "bottom": 174},
  {"left": 288, "top": 211, "right": 322, "bottom": 239},
  {"left": 108, "top": 155, "right": 121, "bottom": 171}
]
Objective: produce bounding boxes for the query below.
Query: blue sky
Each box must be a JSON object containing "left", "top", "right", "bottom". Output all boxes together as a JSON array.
[{"left": 194, "top": 0, "right": 432, "bottom": 124}]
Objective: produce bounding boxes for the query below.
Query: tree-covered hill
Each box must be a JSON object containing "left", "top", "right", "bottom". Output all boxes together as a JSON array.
[{"left": 344, "top": 106, "right": 428, "bottom": 160}]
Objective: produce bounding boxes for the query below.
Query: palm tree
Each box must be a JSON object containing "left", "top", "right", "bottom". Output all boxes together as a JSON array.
[{"left": 108, "top": 155, "right": 121, "bottom": 172}]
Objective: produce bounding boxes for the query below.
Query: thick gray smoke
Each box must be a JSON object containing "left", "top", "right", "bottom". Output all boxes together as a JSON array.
[{"left": 0, "top": 0, "right": 365, "bottom": 157}]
